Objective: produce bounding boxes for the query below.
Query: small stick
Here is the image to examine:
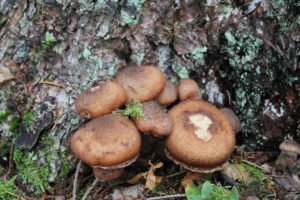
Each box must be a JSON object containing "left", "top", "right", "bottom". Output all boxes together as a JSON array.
[
  {"left": 72, "top": 160, "right": 82, "bottom": 200},
  {"left": 81, "top": 178, "right": 99, "bottom": 200},
  {"left": 241, "top": 159, "right": 265, "bottom": 171},
  {"left": 40, "top": 80, "right": 66, "bottom": 88},
  {"left": 146, "top": 194, "right": 186, "bottom": 200}
]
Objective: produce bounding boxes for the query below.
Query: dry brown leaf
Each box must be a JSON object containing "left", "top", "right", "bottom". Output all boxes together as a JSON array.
[
  {"left": 0, "top": 66, "right": 14, "bottom": 84},
  {"left": 221, "top": 164, "right": 250, "bottom": 183},
  {"left": 126, "top": 162, "right": 164, "bottom": 190},
  {"left": 145, "top": 162, "right": 164, "bottom": 190},
  {"left": 126, "top": 172, "right": 147, "bottom": 184},
  {"left": 181, "top": 171, "right": 203, "bottom": 187}
]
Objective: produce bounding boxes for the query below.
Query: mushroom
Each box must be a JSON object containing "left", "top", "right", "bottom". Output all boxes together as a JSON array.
[
  {"left": 133, "top": 101, "right": 173, "bottom": 138},
  {"left": 114, "top": 66, "right": 166, "bottom": 102},
  {"left": 276, "top": 140, "right": 300, "bottom": 184},
  {"left": 279, "top": 140, "right": 300, "bottom": 157},
  {"left": 75, "top": 81, "right": 127, "bottom": 119},
  {"left": 155, "top": 80, "right": 177, "bottom": 105},
  {"left": 70, "top": 114, "right": 141, "bottom": 180},
  {"left": 177, "top": 79, "right": 202, "bottom": 101},
  {"left": 220, "top": 108, "right": 241, "bottom": 134},
  {"left": 165, "top": 100, "right": 235, "bottom": 173}
]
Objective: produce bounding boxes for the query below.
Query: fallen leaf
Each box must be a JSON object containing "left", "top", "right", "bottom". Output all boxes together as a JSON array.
[
  {"left": 221, "top": 164, "right": 250, "bottom": 183},
  {"left": 0, "top": 66, "right": 14, "bottom": 84},
  {"left": 126, "top": 162, "right": 164, "bottom": 190},
  {"left": 145, "top": 162, "right": 164, "bottom": 190},
  {"left": 126, "top": 172, "right": 147, "bottom": 184}
]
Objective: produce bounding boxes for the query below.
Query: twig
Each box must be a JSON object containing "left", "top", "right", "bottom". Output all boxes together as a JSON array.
[
  {"left": 146, "top": 194, "right": 186, "bottom": 200},
  {"left": 241, "top": 159, "right": 265, "bottom": 171},
  {"left": 40, "top": 80, "right": 66, "bottom": 88},
  {"left": 72, "top": 160, "right": 82, "bottom": 200},
  {"left": 7, "top": 143, "right": 14, "bottom": 175},
  {"left": 81, "top": 178, "right": 99, "bottom": 200}
]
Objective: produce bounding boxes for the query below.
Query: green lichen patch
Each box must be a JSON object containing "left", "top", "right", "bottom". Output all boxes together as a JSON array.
[
  {"left": 190, "top": 47, "right": 208, "bottom": 61},
  {"left": 120, "top": 0, "right": 145, "bottom": 26}
]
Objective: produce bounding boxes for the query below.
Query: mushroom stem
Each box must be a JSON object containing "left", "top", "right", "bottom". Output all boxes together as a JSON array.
[{"left": 93, "top": 167, "right": 124, "bottom": 181}]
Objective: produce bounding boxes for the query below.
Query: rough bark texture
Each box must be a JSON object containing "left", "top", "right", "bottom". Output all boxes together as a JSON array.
[{"left": 0, "top": 0, "right": 299, "bottom": 198}]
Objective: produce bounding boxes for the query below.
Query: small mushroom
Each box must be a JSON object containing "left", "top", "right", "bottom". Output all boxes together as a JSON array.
[
  {"left": 70, "top": 114, "right": 141, "bottom": 180},
  {"left": 114, "top": 66, "right": 166, "bottom": 102},
  {"left": 155, "top": 80, "right": 177, "bottom": 105},
  {"left": 177, "top": 79, "right": 202, "bottom": 101},
  {"left": 279, "top": 140, "right": 300, "bottom": 158},
  {"left": 133, "top": 101, "right": 173, "bottom": 138},
  {"left": 165, "top": 100, "right": 235, "bottom": 173},
  {"left": 75, "top": 81, "right": 127, "bottom": 119},
  {"left": 220, "top": 108, "right": 241, "bottom": 133}
]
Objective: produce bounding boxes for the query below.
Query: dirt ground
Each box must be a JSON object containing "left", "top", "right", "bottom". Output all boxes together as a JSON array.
[{"left": 0, "top": 0, "right": 299, "bottom": 199}]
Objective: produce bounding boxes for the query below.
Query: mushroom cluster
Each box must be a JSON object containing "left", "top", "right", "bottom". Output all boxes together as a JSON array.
[{"left": 70, "top": 65, "right": 240, "bottom": 181}]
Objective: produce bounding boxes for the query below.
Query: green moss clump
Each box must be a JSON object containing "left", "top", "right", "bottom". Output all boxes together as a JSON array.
[
  {"left": 13, "top": 135, "right": 72, "bottom": 195},
  {"left": 0, "top": 111, "right": 9, "bottom": 123},
  {"left": 8, "top": 117, "right": 21, "bottom": 136},
  {"left": 13, "top": 148, "right": 51, "bottom": 194},
  {"left": 41, "top": 32, "right": 56, "bottom": 49},
  {"left": 0, "top": 177, "right": 22, "bottom": 200},
  {"left": 113, "top": 99, "right": 143, "bottom": 118}
]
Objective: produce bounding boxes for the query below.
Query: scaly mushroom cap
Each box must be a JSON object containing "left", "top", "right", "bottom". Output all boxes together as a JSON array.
[
  {"left": 133, "top": 101, "right": 173, "bottom": 137},
  {"left": 165, "top": 100, "right": 235, "bottom": 173},
  {"left": 114, "top": 66, "right": 166, "bottom": 102},
  {"left": 220, "top": 108, "right": 241, "bottom": 133},
  {"left": 155, "top": 80, "right": 178, "bottom": 105},
  {"left": 279, "top": 140, "right": 300, "bottom": 155},
  {"left": 75, "top": 81, "right": 127, "bottom": 119},
  {"left": 177, "top": 79, "right": 202, "bottom": 101},
  {"left": 70, "top": 114, "right": 141, "bottom": 168}
]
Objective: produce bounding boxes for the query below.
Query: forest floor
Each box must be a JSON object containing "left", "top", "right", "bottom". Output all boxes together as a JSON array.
[{"left": 0, "top": 0, "right": 299, "bottom": 199}]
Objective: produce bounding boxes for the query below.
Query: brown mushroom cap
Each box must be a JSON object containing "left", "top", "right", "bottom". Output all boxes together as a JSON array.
[
  {"left": 70, "top": 114, "right": 141, "bottom": 168},
  {"left": 165, "top": 100, "right": 235, "bottom": 173},
  {"left": 114, "top": 66, "right": 166, "bottom": 102},
  {"left": 220, "top": 108, "right": 241, "bottom": 133},
  {"left": 279, "top": 140, "right": 300, "bottom": 155},
  {"left": 155, "top": 80, "right": 177, "bottom": 105},
  {"left": 133, "top": 101, "right": 173, "bottom": 137},
  {"left": 177, "top": 79, "right": 202, "bottom": 101},
  {"left": 75, "top": 81, "right": 127, "bottom": 119}
]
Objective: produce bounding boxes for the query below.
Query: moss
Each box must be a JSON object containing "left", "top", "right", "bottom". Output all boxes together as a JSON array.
[
  {"left": 8, "top": 117, "right": 21, "bottom": 136},
  {"left": 13, "top": 135, "right": 72, "bottom": 195},
  {"left": 113, "top": 99, "right": 143, "bottom": 118},
  {"left": 41, "top": 32, "right": 56, "bottom": 49},
  {"left": 13, "top": 148, "right": 51, "bottom": 195},
  {"left": 0, "top": 111, "right": 9, "bottom": 123},
  {"left": 0, "top": 177, "right": 22, "bottom": 200}
]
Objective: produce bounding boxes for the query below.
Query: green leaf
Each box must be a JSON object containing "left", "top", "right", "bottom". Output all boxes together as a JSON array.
[
  {"left": 230, "top": 186, "right": 239, "bottom": 200},
  {"left": 201, "top": 181, "right": 214, "bottom": 199},
  {"left": 185, "top": 184, "right": 202, "bottom": 200}
]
